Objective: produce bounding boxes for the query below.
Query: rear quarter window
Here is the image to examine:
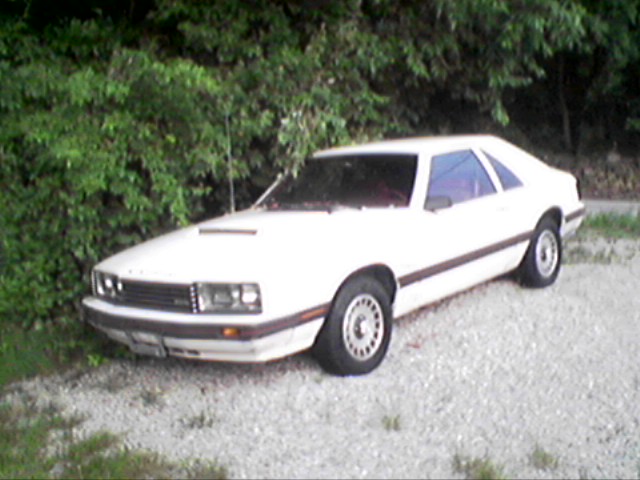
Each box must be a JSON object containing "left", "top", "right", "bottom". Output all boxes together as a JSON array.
[{"left": 483, "top": 151, "right": 524, "bottom": 190}]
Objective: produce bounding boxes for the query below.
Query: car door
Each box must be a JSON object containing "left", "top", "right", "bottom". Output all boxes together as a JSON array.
[
  {"left": 395, "top": 148, "right": 524, "bottom": 316},
  {"left": 477, "top": 148, "right": 536, "bottom": 268}
]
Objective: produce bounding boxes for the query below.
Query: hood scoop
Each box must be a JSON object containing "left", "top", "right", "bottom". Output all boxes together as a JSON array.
[{"left": 198, "top": 227, "right": 257, "bottom": 236}]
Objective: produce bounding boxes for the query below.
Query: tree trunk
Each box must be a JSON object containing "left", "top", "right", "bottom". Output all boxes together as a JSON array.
[{"left": 557, "top": 56, "right": 573, "bottom": 152}]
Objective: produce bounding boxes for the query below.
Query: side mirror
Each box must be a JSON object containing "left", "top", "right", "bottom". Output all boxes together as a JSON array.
[{"left": 425, "top": 195, "right": 453, "bottom": 211}]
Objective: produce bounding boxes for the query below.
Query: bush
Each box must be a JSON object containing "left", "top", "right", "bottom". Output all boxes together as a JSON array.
[
  {"left": 0, "top": 12, "right": 388, "bottom": 334},
  {"left": 0, "top": 21, "right": 244, "bottom": 330}
]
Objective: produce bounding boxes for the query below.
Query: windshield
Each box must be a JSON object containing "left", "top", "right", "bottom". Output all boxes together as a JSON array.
[{"left": 258, "top": 154, "right": 417, "bottom": 210}]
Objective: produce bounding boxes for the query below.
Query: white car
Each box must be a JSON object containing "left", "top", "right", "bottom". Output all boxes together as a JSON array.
[{"left": 83, "top": 135, "right": 585, "bottom": 375}]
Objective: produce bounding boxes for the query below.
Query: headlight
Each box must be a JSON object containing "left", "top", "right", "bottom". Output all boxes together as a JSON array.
[
  {"left": 93, "top": 271, "right": 119, "bottom": 298},
  {"left": 196, "top": 283, "right": 262, "bottom": 314}
]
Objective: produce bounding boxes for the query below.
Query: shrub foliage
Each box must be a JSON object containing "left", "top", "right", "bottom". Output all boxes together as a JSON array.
[{"left": 0, "top": 0, "right": 638, "bottom": 335}]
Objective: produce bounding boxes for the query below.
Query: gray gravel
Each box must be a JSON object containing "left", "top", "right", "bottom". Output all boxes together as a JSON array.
[{"left": 5, "top": 236, "right": 640, "bottom": 479}]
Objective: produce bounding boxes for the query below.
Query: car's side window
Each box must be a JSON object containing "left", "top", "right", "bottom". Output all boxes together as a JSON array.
[
  {"left": 426, "top": 150, "right": 496, "bottom": 207},
  {"left": 483, "top": 150, "right": 523, "bottom": 190}
]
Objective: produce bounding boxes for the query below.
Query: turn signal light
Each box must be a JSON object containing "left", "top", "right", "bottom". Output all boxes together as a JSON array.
[{"left": 222, "top": 327, "right": 240, "bottom": 338}]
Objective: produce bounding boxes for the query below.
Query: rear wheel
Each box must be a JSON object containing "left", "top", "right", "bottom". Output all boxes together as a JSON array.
[
  {"left": 519, "top": 217, "right": 562, "bottom": 288},
  {"left": 313, "top": 276, "right": 392, "bottom": 376}
]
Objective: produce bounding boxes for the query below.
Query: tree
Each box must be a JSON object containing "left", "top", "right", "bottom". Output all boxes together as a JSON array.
[{"left": 1, "top": 0, "right": 638, "bottom": 335}]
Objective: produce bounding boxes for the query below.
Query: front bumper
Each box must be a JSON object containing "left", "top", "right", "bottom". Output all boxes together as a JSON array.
[{"left": 82, "top": 297, "right": 328, "bottom": 363}]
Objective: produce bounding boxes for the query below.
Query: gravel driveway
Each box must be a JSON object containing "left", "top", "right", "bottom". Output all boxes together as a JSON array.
[{"left": 6, "top": 236, "right": 640, "bottom": 479}]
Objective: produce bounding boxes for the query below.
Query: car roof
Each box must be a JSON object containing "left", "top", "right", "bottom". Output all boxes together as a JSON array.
[{"left": 313, "top": 134, "right": 505, "bottom": 158}]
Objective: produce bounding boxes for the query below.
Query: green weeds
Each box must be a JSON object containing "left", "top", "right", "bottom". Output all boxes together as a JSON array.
[
  {"left": 582, "top": 213, "right": 640, "bottom": 239},
  {"left": 452, "top": 453, "right": 507, "bottom": 480},
  {"left": 0, "top": 326, "right": 60, "bottom": 388},
  {"left": 0, "top": 321, "right": 123, "bottom": 390},
  {"left": 530, "top": 444, "right": 559, "bottom": 470},
  {"left": 0, "top": 326, "right": 226, "bottom": 479},
  {"left": 564, "top": 243, "right": 618, "bottom": 264},
  {"left": 180, "top": 411, "right": 216, "bottom": 430},
  {"left": 382, "top": 414, "right": 402, "bottom": 432},
  {"left": 0, "top": 401, "right": 164, "bottom": 479},
  {"left": 0, "top": 399, "right": 228, "bottom": 479},
  {"left": 565, "top": 212, "right": 640, "bottom": 264},
  {"left": 138, "top": 387, "right": 166, "bottom": 408}
]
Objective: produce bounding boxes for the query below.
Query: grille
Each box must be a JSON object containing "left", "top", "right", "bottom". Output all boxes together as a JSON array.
[{"left": 116, "top": 280, "right": 197, "bottom": 313}]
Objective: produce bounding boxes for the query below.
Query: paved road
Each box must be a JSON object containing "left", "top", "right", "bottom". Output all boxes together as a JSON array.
[{"left": 583, "top": 198, "right": 640, "bottom": 216}]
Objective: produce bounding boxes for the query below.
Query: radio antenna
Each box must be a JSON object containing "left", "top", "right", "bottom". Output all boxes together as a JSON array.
[{"left": 225, "top": 112, "right": 236, "bottom": 213}]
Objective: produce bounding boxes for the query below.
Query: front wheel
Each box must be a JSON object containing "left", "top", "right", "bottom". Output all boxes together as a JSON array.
[
  {"left": 519, "top": 217, "right": 562, "bottom": 288},
  {"left": 312, "top": 276, "right": 392, "bottom": 376}
]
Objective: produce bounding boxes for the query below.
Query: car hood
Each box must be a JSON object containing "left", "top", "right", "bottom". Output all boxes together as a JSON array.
[{"left": 95, "top": 208, "right": 412, "bottom": 284}]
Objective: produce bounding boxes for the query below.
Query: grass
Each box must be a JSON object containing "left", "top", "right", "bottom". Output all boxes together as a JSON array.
[
  {"left": 563, "top": 243, "right": 618, "bottom": 265},
  {"left": 181, "top": 411, "right": 216, "bottom": 430},
  {"left": 530, "top": 444, "right": 559, "bottom": 470},
  {"left": 97, "top": 373, "right": 131, "bottom": 393},
  {"left": 382, "top": 414, "right": 401, "bottom": 432},
  {"left": 452, "top": 453, "right": 507, "bottom": 480},
  {"left": 139, "top": 387, "right": 166, "bottom": 408},
  {"left": 0, "top": 325, "right": 228, "bottom": 479},
  {"left": 581, "top": 212, "right": 640, "bottom": 239},
  {"left": 565, "top": 212, "right": 640, "bottom": 264},
  {"left": 0, "top": 325, "right": 62, "bottom": 388},
  {"left": 0, "top": 398, "right": 229, "bottom": 479},
  {"left": 0, "top": 320, "right": 127, "bottom": 390}
]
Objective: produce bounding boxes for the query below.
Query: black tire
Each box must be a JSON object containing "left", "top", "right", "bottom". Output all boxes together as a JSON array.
[
  {"left": 312, "top": 276, "right": 392, "bottom": 376},
  {"left": 519, "top": 217, "right": 562, "bottom": 288}
]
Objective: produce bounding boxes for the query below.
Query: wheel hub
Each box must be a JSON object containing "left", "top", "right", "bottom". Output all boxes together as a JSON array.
[
  {"left": 536, "top": 230, "right": 559, "bottom": 278},
  {"left": 342, "top": 294, "right": 384, "bottom": 361},
  {"left": 354, "top": 315, "right": 368, "bottom": 339}
]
